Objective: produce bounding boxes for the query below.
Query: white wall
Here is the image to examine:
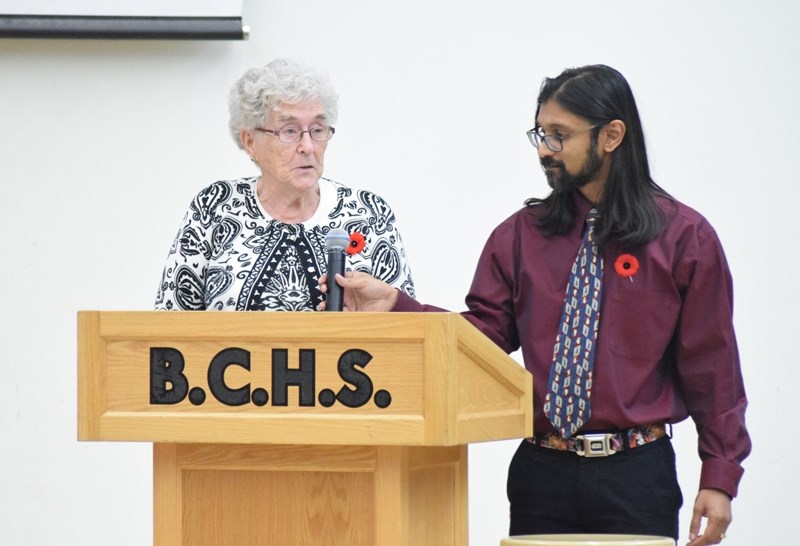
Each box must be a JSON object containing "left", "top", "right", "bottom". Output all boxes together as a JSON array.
[{"left": 0, "top": 1, "right": 796, "bottom": 544}]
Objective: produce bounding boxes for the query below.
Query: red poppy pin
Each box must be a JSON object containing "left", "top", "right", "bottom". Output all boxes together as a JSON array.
[
  {"left": 614, "top": 254, "right": 639, "bottom": 280},
  {"left": 346, "top": 231, "right": 366, "bottom": 255}
]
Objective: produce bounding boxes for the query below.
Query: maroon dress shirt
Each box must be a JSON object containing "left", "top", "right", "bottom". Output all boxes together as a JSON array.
[{"left": 394, "top": 191, "right": 750, "bottom": 498}]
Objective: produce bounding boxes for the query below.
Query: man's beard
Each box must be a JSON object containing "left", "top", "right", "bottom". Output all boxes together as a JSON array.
[{"left": 541, "top": 140, "right": 602, "bottom": 193}]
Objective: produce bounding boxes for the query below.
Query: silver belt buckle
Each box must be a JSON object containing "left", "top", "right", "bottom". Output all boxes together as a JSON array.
[{"left": 576, "top": 433, "right": 617, "bottom": 457}]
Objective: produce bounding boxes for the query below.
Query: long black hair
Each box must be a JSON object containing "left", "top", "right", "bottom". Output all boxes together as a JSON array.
[{"left": 525, "top": 65, "right": 669, "bottom": 247}]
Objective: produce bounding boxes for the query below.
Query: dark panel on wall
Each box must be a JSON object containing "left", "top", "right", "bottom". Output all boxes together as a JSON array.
[{"left": 0, "top": 15, "right": 248, "bottom": 40}]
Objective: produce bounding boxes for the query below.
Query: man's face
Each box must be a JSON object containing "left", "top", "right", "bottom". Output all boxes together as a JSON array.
[{"left": 535, "top": 100, "right": 603, "bottom": 193}]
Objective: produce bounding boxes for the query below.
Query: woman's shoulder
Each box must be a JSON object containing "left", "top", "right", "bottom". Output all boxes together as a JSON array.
[
  {"left": 195, "top": 176, "right": 255, "bottom": 197},
  {"left": 323, "top": 177, "right": 395, "bottom": 211},
  {"left": 189, "top": 176, "right": 256, "bottom": 208}
]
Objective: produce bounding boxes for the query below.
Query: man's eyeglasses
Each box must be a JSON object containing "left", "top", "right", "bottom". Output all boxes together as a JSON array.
[
  {"left": 256, "top": 125, "right": 335, "bottom": 144},
  {"left": 526, "top": 125, "right": 597, "bottom": 152}
]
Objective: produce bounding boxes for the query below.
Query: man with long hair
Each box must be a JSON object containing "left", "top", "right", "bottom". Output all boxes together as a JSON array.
[{"left": 321, "top": 65, "right": 750, "bottom": 545}]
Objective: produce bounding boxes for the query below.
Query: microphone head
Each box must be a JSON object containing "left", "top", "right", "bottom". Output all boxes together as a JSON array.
[{"left": 324, "top": 228, "right": 350, "bottom": 251}]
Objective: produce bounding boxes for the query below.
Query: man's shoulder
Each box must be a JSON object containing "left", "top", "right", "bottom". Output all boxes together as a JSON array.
[
  {"left": 492, "top": 204, "right": 544, "bottom": 237},
  {"left": 654, "top": 193, "right": 716, "bottom": 238}
]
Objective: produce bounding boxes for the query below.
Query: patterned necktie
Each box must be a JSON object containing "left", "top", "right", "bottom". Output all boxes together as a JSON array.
[{"left": 544, "top": 208, "right": 603, "bottom": 439}]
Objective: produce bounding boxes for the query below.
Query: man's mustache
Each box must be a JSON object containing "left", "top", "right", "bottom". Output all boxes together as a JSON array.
[{"left": 540, "top": 157, "right": 564, "bottom": 170}]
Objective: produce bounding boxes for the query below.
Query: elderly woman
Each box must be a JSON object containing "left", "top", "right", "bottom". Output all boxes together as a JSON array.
[{"left": 155, "top": 58, "right": 414, "bottom": 311}]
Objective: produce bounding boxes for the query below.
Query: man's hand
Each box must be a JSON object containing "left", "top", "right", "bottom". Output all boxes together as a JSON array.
[
  {"left": 318, "top": 271, "right": 398, "bottom": 312},
  {"left": 686, "top": 488, "right": 732, "bottom": 546}
]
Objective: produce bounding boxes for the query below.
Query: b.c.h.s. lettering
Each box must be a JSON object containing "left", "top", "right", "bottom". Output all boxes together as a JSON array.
[{"left": 149, "top": 347, "right": 392, "bottom": 409}]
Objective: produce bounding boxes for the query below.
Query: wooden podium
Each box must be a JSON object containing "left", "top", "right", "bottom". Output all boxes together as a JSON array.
[{"left": 77, "top": 311, "right": 532, "bottom": 546}]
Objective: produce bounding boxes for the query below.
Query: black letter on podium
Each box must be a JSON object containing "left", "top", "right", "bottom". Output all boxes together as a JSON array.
[
  {"left": 208, "top": 347, "right": 251, "bottom": 406},
  {"left": 150, "top": 347, "right": 189, "bottom": 404},
  {"left": 271, "top": 349, "right": 316, "bottom": 406},
  {"left": 336, "top": 349, "right": 374, "bottom": 408}
]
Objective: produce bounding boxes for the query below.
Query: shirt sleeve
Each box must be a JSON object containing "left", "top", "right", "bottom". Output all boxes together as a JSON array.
[
  {"left": 674, "top": 225, "right": 751, "bottom": 497},
  {"left": 395, "top": 221, "right": 520, "bottom": 353},
  {"left": 378, "top": 223, "right": 416, "bottom": 299},
  {"left": 349, "top": 192, "right": 416, "bottom": 299},
  {"left": 462, "top": 224, "right": 521, "bottom": 354},
  {"left": 154, "top": 198, "right": 211, "bottom": 311}
]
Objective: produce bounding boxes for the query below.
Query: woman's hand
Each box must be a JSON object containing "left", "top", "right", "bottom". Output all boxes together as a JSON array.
[{"left": 318, "top": 271, "right": 398, "bottom": 312}]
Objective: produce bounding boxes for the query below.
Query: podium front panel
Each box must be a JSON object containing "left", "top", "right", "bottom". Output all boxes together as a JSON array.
[{"left": 78, "top": 311, "right": 532, "bottom": 446}]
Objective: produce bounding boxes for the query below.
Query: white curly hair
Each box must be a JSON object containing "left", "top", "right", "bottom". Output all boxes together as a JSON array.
[{"left": 228, "top": 58, "right": 339, "bottom": 150}]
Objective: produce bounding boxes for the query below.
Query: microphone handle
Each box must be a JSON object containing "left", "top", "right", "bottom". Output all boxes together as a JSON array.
[{"left": 325, "top": 249, "right": 346, "bottom": 312}]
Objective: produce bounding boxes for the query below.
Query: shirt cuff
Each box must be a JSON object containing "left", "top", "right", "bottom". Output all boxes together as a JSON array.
[
  {"left": 392, "top": 290, "right": 424, "bottom": 312},
  {"left": 699, "top": 458, "right": 744, "bottom": 498}
]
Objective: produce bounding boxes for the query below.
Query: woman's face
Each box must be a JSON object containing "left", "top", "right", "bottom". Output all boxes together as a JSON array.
[{"left": 245, "top": 99, "right": 330, "bottom": 194}]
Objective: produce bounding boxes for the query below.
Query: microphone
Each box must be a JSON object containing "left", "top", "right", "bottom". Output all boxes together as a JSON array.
[{"left": 324, "top": 228, "right": 350, "bottom": 311}]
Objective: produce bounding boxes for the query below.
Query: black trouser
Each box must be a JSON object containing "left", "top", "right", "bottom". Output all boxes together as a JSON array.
[{"left": 507, "top": 437, "right": 682, "bottom": 539}]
